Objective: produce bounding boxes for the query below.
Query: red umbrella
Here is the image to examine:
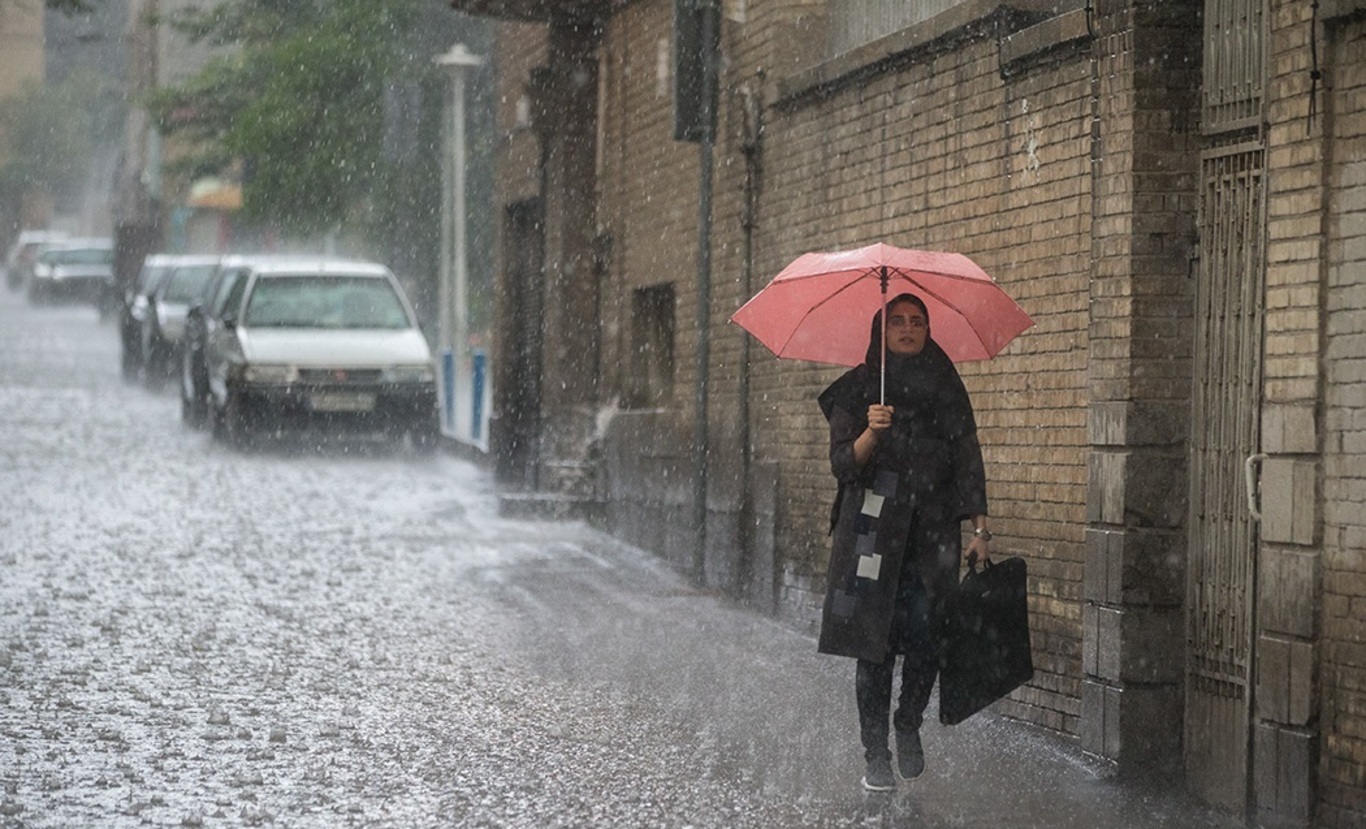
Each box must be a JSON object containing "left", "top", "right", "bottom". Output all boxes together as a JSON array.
[{"left": 731, "top": 242, "right": 1032, "bottom": 398}]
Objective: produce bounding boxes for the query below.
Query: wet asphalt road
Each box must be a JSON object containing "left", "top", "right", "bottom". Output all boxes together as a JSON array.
[{"left": 0, "top": 287, "right": 1245, "bottom": 828}]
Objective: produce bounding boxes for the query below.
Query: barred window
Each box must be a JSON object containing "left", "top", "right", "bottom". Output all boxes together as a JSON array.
[
  {"left": 1202, "top": 0, "right": 1266, "bottom": 133},
  {"left": 625, "top": 284, "right": 676, "bottom": 409},
  {"left": 826, "top": 0, "right": 965, "bottom": 57}
]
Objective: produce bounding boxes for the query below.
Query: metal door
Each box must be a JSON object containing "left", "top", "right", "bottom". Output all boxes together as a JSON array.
[{"left": 1185, "top": 140, "right": 1266, "bottom": 814}]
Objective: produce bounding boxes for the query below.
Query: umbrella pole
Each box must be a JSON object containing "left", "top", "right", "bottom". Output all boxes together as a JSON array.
[{"left": 879, "top": 266, "right": 888, "bottom": 405}]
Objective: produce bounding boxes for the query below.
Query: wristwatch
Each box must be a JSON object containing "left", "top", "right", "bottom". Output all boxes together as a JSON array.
[{"left": 972, "top": 527, "right": 993, "bottom": 542}]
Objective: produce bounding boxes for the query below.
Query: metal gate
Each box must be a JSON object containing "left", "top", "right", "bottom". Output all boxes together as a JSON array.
[{"left": 1185, "top": 140, "right": 1266, "bottom": 814}]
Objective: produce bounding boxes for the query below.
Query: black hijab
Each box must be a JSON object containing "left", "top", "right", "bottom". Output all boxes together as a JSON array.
[{"left": 818, "top": 293, "right": 977, "bottom": 445}]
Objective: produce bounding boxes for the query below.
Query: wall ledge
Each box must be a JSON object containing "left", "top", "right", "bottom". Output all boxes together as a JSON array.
[{"left": 769, "top": 0, "right": 1081, "bottom": 111}]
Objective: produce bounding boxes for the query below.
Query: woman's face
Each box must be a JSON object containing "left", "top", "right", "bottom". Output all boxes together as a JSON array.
[{"left": 884, "top": 301, "right": 929, "bottom": 356}]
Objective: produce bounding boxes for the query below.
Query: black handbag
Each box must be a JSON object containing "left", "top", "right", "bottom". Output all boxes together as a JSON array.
[{"left": 937, "top": 555, "right": 1034, "bottom": 725}]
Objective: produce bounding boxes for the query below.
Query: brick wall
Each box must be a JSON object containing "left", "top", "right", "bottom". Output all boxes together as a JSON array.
[
  {"left": 1079, "top": 0, "right": 1198, "bottom": 770},
  {"left": 751, "top": 15, "right": 1094, "bottom": 733},
  {"left": 480, "top": 0, "right": 1366, "bottom": 817},
  {"left": 1320, "top": 10, "right": 1366, "bottom": 827},
  {"left": 478, "top": 11, "right": 1366, "bottom": 819},
  {"left": 586, "top": 0, "right": 1111, "bottom": 738},
  {"left": 1259, "top": 0, "right": 1325, "bottom": 822},
  {"left": 491, "top": 24, "right": 548, "bottom": 204},
  {"left": 594, "top": 2, "right": 709, "bottom": 568}
]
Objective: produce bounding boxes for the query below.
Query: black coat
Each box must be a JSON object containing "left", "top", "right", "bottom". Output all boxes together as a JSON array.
[{"left": 815, "top": 342, "right": 987, "bottom": 662}]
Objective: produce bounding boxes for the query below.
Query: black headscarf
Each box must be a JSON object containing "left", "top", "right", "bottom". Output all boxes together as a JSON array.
[{"left": 818, "top": 293, "right": 977, "bottom": 450}]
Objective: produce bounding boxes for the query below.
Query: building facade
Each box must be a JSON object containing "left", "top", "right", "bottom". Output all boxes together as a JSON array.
[
  {"left": 451, "top": 0, "right": 1366, "bottom": 825},
  {"left": 0, "top": 2, "right": 43, "bottom": 100},
  {"left": 0, "top": 0, "right": 47, "bottom": 238}
]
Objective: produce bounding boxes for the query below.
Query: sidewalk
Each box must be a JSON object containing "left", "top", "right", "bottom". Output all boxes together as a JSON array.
[{"left": 494, "top": 523, "right": 1249, "bottom": 829}]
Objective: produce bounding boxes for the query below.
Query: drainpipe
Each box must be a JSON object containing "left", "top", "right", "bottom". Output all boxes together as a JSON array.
[
  {"left": 737, "top": 80, "right": 761, "bottom": 598},
  {"left": 690, "top": 0, "right": 718, "bottom": 585}
]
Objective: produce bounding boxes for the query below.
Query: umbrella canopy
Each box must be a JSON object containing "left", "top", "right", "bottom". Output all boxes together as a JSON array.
[{"left": 730, "top": 242, "right": 1033, "bottom": 367}]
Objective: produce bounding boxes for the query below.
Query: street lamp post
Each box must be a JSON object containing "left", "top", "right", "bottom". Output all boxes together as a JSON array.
[{"left": 435, "top": 43, "right": 483, "bottom": 441}]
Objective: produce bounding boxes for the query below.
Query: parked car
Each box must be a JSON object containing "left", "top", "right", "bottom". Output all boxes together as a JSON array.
[
  {"left": 140, "top": 256, "right": 220, "bottom": 385},
  {"left": 182, "top": 255, "right": 284, "bottom": 429},
  {"left": 121, "top": 254, "right": 178, "bottom": 380},
  {"left": 28, "top": 238, "right": 114, "bottom": 306},
  {"left": 4, "top": 230, "right": 67, "bottom": 291},
  {"left": 189, "top": 257, "right": 438, "bottom": 450}
]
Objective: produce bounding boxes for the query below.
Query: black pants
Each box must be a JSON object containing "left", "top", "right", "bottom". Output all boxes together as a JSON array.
[{"left": 855, "top": 573, "right": 937, "bottom": 761}]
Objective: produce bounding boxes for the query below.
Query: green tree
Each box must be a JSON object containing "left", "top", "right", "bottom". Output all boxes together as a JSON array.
[
  {"left": 149, "top": 0, "right": 425, "bottom": 237},
  {"left": 146, "top": 0, "right": 493, "bottom": 330}
]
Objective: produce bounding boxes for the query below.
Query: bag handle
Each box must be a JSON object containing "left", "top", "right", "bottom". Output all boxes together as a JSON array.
[{"left": 965, "top": 551, "right": 991, "bottom": 573}]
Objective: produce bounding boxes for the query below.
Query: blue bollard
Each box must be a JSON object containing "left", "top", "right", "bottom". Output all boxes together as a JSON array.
[
  {"left": 471, "top": 349, "right": 486, "bottom": 441},
  {"left": 441, "top": 348, "right": 455, "bottom": 432}
]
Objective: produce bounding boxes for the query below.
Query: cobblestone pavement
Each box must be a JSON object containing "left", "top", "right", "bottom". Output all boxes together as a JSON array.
[{"left": 0, "top": 288, "right": 1245, "bottom": 828}]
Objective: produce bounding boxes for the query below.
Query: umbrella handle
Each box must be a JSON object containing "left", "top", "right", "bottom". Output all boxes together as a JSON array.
[{"left": 880, "top": 267, "right": 888, "bottom": 405}]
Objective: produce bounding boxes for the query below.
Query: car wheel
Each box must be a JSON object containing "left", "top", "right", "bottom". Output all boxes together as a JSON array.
[
  {"left": 211, "top": 393, "right": 248, "bottom": 447},
  {"left": 180, "top": 354, "right": 207, "bottom": 429},
  {"left": 121, "top": 345, "right": 139, "bottom": 382},
  {"left": 209, "top": 397, "right": 226, "bottom": 441},
  {"left": 224, "top": 394, "right": 252, "bottom": 448},
  {"left": 409, "top": 418, "right": 441, "bottom": 456},
  {"left": 143, "top": 339, "right": 167, "bottom": 389}
]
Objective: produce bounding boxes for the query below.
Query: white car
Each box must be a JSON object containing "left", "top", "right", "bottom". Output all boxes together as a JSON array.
[
  {"left": 122, "top": 254, "right": 180, "bottom": 380},
  {"left": 28, "top": 238, "right": 114, "bottom": 305},
  {"left": 141, "top": 255, "right": 221, "bottom": 382},
  {"left": 202, "top": 257, "right": 438, "bottom": 449},
  {"left": 5, "top": 229, "right": 67, "bottom": 291}
]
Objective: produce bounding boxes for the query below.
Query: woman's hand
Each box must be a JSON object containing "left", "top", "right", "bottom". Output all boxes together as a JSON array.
[
  {"left": 853, "top": 404, "right": 892, "bottom": 467},
  {"left": 965, "top": 534, "right": 991, "bottom": 565},
  {"left": 966, "top": 517, "right": 991, "bottom": 565},
  {"left": 866, "top": 404, "right": 893, "bottom": 433}
]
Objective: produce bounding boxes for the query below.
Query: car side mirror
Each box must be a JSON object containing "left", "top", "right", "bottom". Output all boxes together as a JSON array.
[{"left": 221, "top": 314, "right": 237, "bottom": 329}]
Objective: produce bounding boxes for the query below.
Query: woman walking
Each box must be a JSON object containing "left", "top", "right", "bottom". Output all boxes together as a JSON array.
[{"left": 817, "top": 293, "right": 992, "bottom": 792}]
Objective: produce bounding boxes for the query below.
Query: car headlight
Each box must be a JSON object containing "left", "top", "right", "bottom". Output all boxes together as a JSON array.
[
  {"left": 382, "top": 364, "right": 435, "bottom": 384},
  {"left": 241, "top": 364, "right": 299, "bottom": 384}
]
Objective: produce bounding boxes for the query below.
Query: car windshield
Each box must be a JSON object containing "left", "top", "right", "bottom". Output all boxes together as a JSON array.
[
  {"left": 243, "top": 275, "right": 411, "bottom": 330},
  {"left": 162, "top": 265, "right": 217, "bottom": 303},
  {"left": 138, "top": 265, "right": 172, "bottom": 292},
  {"left": 45, "top": 247, "right": 113, "bottom": 266}
]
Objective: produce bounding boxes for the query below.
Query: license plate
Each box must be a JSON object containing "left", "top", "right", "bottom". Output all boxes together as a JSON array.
[{"left": 310, "top": 392, "right": 375, "bottom": 412}]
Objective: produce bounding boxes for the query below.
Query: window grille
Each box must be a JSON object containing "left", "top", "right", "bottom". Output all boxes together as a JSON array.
[
  {"left": 627, "top": 284, "right": 676, "bottom": 408},
  {"left": 1203, "top": 0, "right": 1266, "bottom": 133},
  {"left": 826, "top": 0, "right": 963, "bottom": 57}
]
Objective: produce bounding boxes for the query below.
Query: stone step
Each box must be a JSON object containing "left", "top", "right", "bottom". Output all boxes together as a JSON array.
[{"left": 497, "top": 490, "right": 604, "bottom": 522}]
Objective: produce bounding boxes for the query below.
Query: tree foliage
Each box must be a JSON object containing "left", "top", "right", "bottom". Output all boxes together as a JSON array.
[{"left": 149, "top": 0, "right": 426, "bottom": 236}]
